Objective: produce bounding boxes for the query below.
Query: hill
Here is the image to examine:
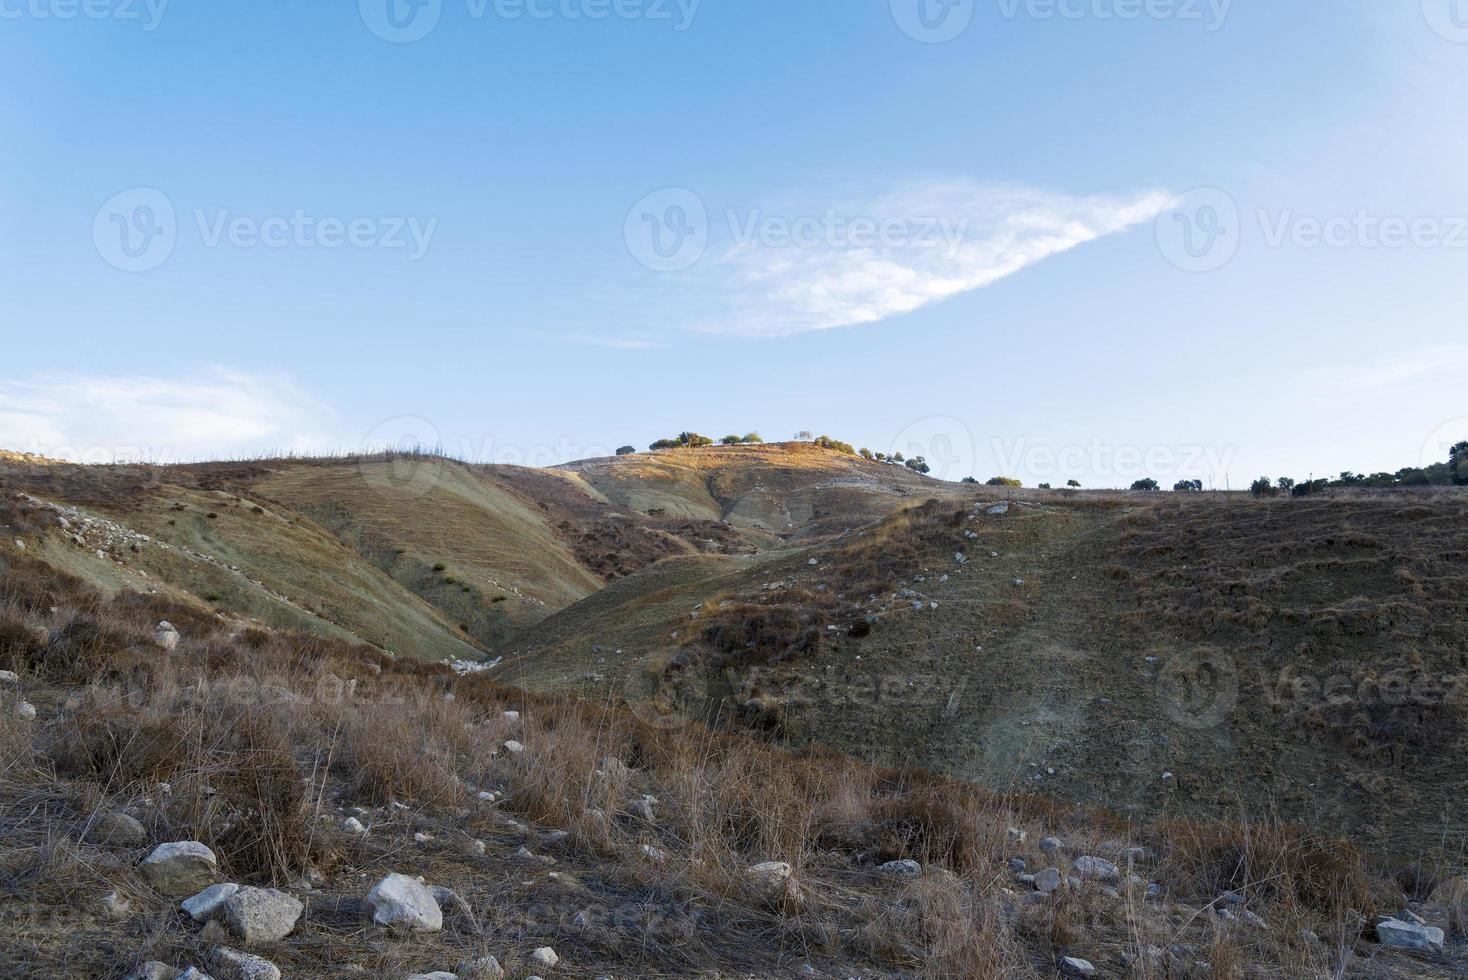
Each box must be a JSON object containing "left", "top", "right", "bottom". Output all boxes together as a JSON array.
[{"left": 1, "top": 445, "right": 1466, "bottom": 976}]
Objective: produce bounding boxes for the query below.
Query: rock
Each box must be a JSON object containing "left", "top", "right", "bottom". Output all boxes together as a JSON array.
[
  {"left": 93, "top": 811, "right": 148, "bottom": 847},
  {"left": 1073, "top": 856, "right": 1121, "bottom": 883},
  {"left": 1033, "top": 867, "right": 1062, "bottom": 893},
  {"left": 342, "top": 816, "right": 367, "bottom": 834},
  {"left": 1039, "top": 836, "right": 1063, "bottom": 854},
  {"left": 0, "top": 669, "right": 18, "bottom": 685},
  {"left": 1059, "top": 957, "right": 1095, "bottom": 976},
  {"left": 14, "top": 701, "right": 36, "bottom": 720},
  {"left": 502, "top": 740, "right": 525, "bottom": 754},
  {"left": 877, "top": 859, "right": 922, "bottom": 878},
  {"left": 746, "top": 861, "right": 804, "bottom": 909},
  {"left": 100, "top": 889, "right": 133, "bottom": 919},
  {"left": 529, "top": 947, "right": 559, "bottom": 968},
  {"left": 182, "top": 883, "right": 242, "bottom": 921},
  {"left": 126, "top": 963, "right": 181, "bottom": 980},
  {"left": 154, "top": 622, "right": 181, "bottom": 651},
  {"left": 1375, "top": 917, "right": 1445, "bottom": 954},
  {"left": 1008, "top": 858, "right": 1027, "bottom": 872},
  {"left": 212, "top": 948, "right": 281, "bottom": 980},
  {"left": 139, "top": 841, "right": 218, "bottom": 896},
  {"left": 640, "top": 844, "right": 668, "bottom": 863},
  {"left": 627, "top": 797, "right": 656, "bottom": 824},
  {"left": 1006, "top": 827, "right": 1026, "bottom": 844},
  {"left": 987, "top": 502, "right": 1010, "bottom": 515},
  {"left": 367, "top": 873, "right": 443, "bottom": 932},
  {"left": 456, "top": 956, "right": 504, "bottom": 980},
  {"left": 176, "top": 970, "right": 216, "bottom": 980},
  {"left": 406, "top": 974, "right": 458, "bottom": 980},
  {"left": 222, "top": 886, "right": 303, "bottom": 943},
  {"left": 502, "top": 710, "right": 520, "bottom": 722},
  {"left": 429, "top": 884, "right": 474, "bottom": 923}
]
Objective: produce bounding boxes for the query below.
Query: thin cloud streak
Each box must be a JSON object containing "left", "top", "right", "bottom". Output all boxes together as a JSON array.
[{"left": 695, "top": 180, "right": 1170, "bottom": 337}]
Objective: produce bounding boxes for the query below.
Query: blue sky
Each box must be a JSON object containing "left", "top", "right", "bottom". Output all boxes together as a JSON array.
[{"left": 2, "top": 1, "right": 1466, "bottom": 487}]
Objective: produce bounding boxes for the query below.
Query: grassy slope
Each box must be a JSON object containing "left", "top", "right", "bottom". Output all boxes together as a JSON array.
[{"left": 513, "top": 491, "right": 1468, "bottom": 857}]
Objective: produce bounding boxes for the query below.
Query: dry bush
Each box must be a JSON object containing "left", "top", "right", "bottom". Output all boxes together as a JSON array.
[
  {"left": 1156, "top": 819, "right": 1378, "bottom": 919},
  {"left": 857, "top": 874, "right": 1019, "bottom": 978},
  {"left": 0, "top": 613, "right": 47, "bottom": 672},
  {"left": 1431, "top": 876, "right": 1468, "bottom": 937},
  {"left": 337, "top": 699, "right": 467, "bottom": 808}
]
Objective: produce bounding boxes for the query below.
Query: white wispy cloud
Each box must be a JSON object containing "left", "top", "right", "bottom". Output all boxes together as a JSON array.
[
  {"left": 0, "top": 369, "right": 336, "bottom": 463},
  {"left": 689, "top": 180, "right": 1170, "bottom": 337}
]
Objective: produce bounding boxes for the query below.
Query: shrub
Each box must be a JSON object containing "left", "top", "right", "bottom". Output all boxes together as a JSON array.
[
  {"left": 740, "top": 432, "right": 764, "bottom": 444},
  {"left": 905, "top": 457, "right": 931, "bottom": 474},
  {"left": 1250, "top": 477, "right": 1277, "bottom": 497},
  {"left": 720, "top": 435, "right": 742, "bottom": 445},
  {"left": 1452, "top": 440, "right": 1468, "bottom": 486},
  {"left": 616, "top": 446, "right": 636, "bottom": 456},
  {"left": 1131, "top": 479, "right": 1160, "bottom": 491},
  {"left": 1066, "top": 479, "right": 1081, "bottom": 488},
  {"left": 961, "top": 477, "right": 978, "bottom": 484},
  {"left": 1174, "top": 479, "right": 1203, "bottom": 492},
  {"left": 985, "top": 477, "right": 1021, "bottom": 488}
]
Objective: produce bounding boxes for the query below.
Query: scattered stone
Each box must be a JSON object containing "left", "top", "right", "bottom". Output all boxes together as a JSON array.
[
  {"left": 212, "top": 948, "right": 281, "bottom": 980},
  {"left": 429, "top": 884, "right": 474, "bottom": 924},
  {"left": 1059, "top": 956, "right": 1096, "bottom": 976},
  {"left": 877, "top": 859, "right": 922, "bottom": 878},
  {"left": 14, "top": 701, "right": 36, "bottom": 720},
  {"left": 367, "top": 873, "right": 443, "bottom": 932},
  {"left": 222, "top": 886, "right": 303, "bottom": 943},
  {"left": 125, "top": 963, "right": 181, "bottom": 980},
  {"left": 182, "top": 883, "right": 242, "bottom": 922},
  {"left": 627, "top": 797, "right": 656, "bottom": 824},
  {"left": 456, "top": 955, "right": 505, "bottom": 979},
  {"left": 0, "top": 669, "right": 18, "bottom": 685},
  {"left": 1033, "top": 867, "right": 1063, "bottom": 893},
  {"left": 93, "top": 811, "right": 148, "bottom": 847},
  {"left": 154, "top": 621, "right": 181, "bottom": 651},
  {"left": 502, "top": 740, "right": 525, "bottom": 755},
  {"left": 1375, "top": 917, "right": 1445, "bottom": 954},
  {"left": 502, "top": 710, "right": 520, "bottom": 722},
  {"left": 100, "top": 889, "right": 133, "bottom": 920},
  {"left": 139, "top": 841, "right": 218, "bottom": 896},
  {"left": 1009, "top": 858, "right": 1027, "bottom": 872},
  {"left": 1145, "top": 883, "right": 1164, "bottom": 901},
  {"left": 746, "top": 861, "right": 804, "bottom": 909},
  {"left": 1039, "top": 837, "right": 1063, "bottom": 854},
  {"left": 1073, "top": 856, "right": 1121, "bottom": 883},
  {"left": 342, "top": 816, "right": 367, "bottom": 834},
  {"left": 529, "top": 947, "right": 559, "bottom": 969},
  {"left": 640, "top": 844, "right": 668, "bottom": 863},
  {"left": 406, "top": 974, "right": 457, "bottom": 980},
  {"left": 177, "top": 970, "right": 216, "bottom": 980}
]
